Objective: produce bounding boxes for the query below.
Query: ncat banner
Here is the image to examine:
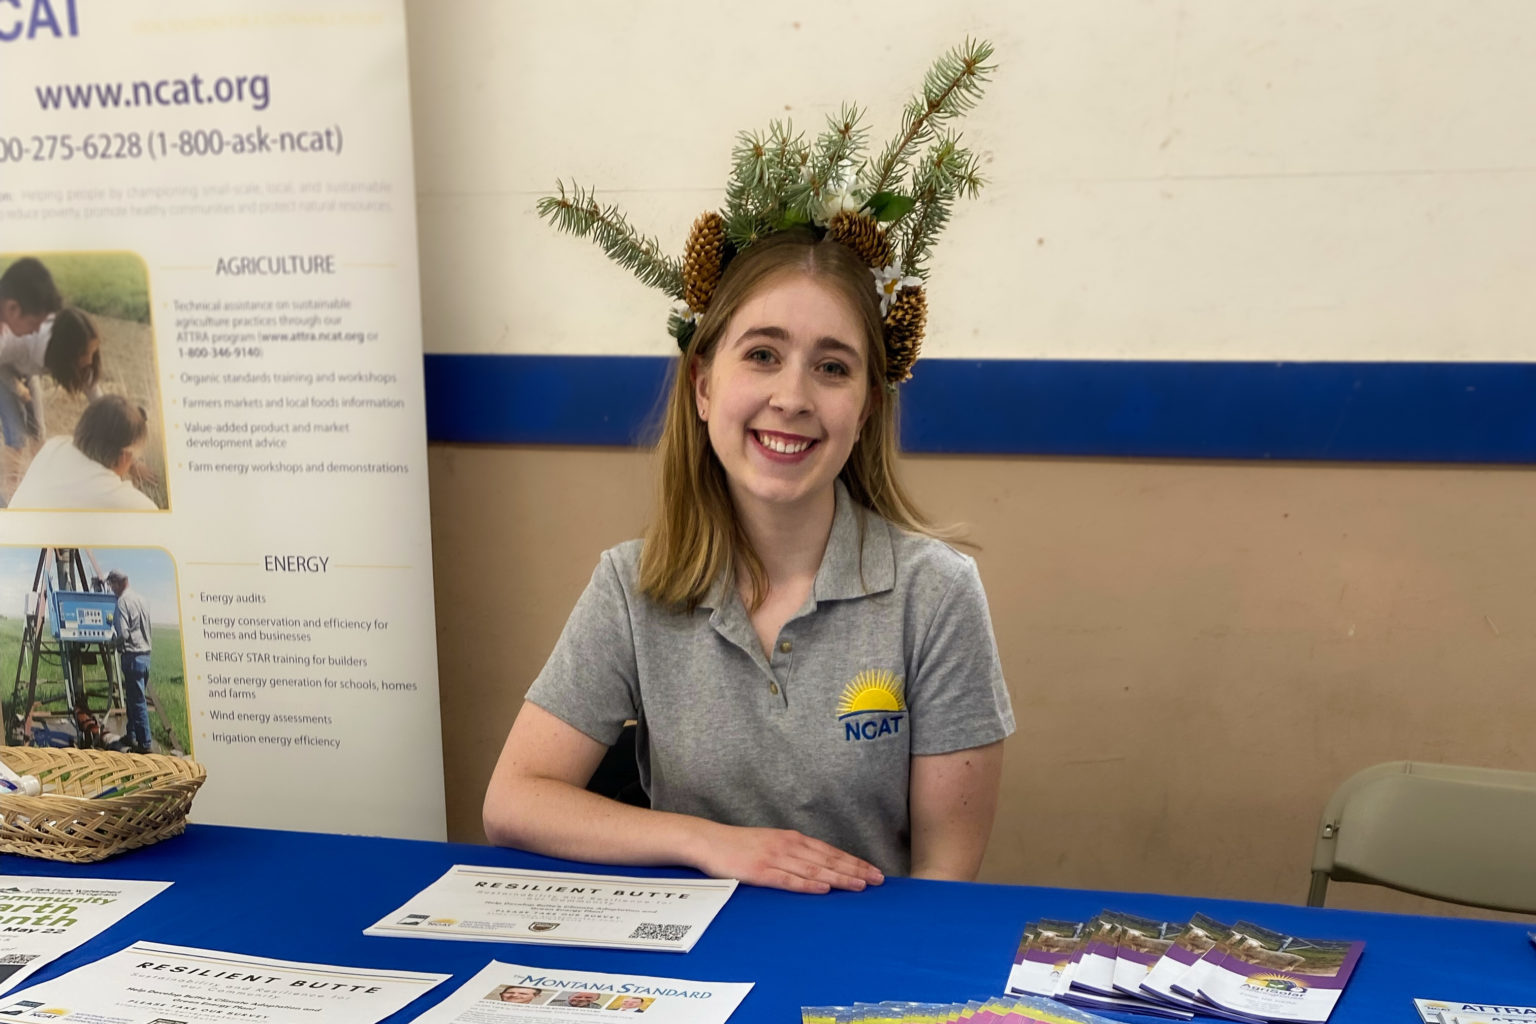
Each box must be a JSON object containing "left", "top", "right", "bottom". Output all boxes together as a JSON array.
[{"left": 0, "top": 0, "right": 445, "bottom": 839}]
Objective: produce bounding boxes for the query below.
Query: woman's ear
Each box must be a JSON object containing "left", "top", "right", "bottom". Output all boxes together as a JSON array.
[{"left": 691, "top": 357, "right": 710, "bottom": 421}]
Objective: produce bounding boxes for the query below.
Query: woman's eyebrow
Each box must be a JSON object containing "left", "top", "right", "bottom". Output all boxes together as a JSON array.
[
  {"left": 814, "top": 336, "right": 863, "bottom": 362},
  {"left": 731, "top": 324, "right": 789, "bottom": 346}
]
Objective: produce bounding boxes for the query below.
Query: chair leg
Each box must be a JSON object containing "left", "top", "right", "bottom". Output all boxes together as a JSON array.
[{"left": 1307, "top": 871, "right": 1329, "bottom": 907}]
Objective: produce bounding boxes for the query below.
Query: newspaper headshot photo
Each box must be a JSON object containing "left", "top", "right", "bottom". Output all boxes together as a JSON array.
[
  {"left": 605, "top": 996, "right": 653, "bottom": 1012},
  {"left": 488, "top": 985, "right": 547, "bottom": 1004},
  {"left": 550, "top": 992, "right": 607, "bottom": 1009},
  {"left": 0, "top": 252, "right": 168, "bottom": 511}
]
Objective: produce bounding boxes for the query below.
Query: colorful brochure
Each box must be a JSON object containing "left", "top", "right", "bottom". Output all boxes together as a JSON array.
[
  {"left": 1191, "top": 921, "right": 1363, "bottom": 1023},
  {"left": 406, "top": 961, "right": 751, "bottom": 1024},
  {"left": 1066, "top": 914, "right": 1121, "bottom": 997},
  {"left": 0, "top": 875, "right": 170, "bottom": 996},
  {"left": 1110, "top": 914, "right": 1187, "bottom": 999},
  {"left": 0, "top": 940, "right": 448, "bottom": 1023},
  {"left": 1139, "top": 913, "right": 1240, "bottom": 1013},
  {"left": 1416, "top": 1001, "right": 1536, "bottom": 1024},
  {"left": 806, "top": 996, "right": 1123, "bottom": 1024},
  {"left": 1006, "top": 919, "right": 1088, "bottom": 997},
  {"left": 366, "top": 865, "right": 737, "bottom": 952}
]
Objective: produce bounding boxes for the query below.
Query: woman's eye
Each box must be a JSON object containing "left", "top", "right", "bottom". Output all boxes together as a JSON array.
[
  {"left": 746, "top": 348, "right": 774, "bottom": 363},
  {"left": 819, "top": 360, "right": 849, "bottom": 376}
]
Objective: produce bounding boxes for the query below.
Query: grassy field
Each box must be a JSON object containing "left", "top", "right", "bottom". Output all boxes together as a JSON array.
[
  {"left": 0, "top": 252, "right": 151, "bottom": 324},
  {"left": 0, "top": 615, "right": 189, "bottom": 753}
]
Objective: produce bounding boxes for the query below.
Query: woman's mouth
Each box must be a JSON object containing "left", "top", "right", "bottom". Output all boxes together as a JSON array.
[{"left": 752, "top": 430, "right": 817, "bottom": 457}]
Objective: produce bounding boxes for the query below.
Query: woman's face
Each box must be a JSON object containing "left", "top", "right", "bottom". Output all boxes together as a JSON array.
[
  {"left": 0, "top": 300, "right": 46, "bottom": 337},
  {"left": 693, "top": 272, "right": 871, "bottom": 523},
  {"left": 501, "top": 987, "right": 540, "bottom": 1003}
]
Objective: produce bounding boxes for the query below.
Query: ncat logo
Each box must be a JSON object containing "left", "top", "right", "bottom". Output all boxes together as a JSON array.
[
  {"left": 0, "top": 0, "right": 79, "bottom": 42},
  {"left": 837, "top": 669, "right": 907, "bottom": 741}
]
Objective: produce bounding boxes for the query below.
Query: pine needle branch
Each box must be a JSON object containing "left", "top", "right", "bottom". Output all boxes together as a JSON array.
[
  {"left": 537, "top": 180, "right": 684, "bottom": 298},
  {"left": 896, "top": 132, "right": 986, "bottom": 278},
  {"left": 859, "top": 38, "right": 994, "bottom": 200},
  {"left": 789, "top": 103, "right": 868, "bottom": 218}
]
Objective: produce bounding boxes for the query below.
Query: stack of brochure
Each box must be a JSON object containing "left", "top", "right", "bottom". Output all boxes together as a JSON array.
[
  {"left": 803, "top": 992, "right": 1122, "bottom": 1024},
  {"left": 1006, "top": 911, "right": 1363, "bottom": 1024}
]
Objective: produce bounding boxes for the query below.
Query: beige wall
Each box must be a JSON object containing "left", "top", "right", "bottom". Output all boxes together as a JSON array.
[{"left": 430, "top": 444, "right": 1536, "bottom": 921}]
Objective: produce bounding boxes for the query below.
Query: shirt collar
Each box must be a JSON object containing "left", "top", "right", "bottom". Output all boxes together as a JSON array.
[
  {"left": 701, "top": 479, "right": 896, "bottom": 611},
  {"left": 815, "top": 478, "right": 896, "bottom": 602}
]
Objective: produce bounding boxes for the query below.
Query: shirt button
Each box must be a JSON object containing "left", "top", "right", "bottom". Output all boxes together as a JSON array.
[
  {"left": 768, "top": 682, "right": 780, "bottom": 695},
  {"left": 779, "top": 641, "right": 792, "bottom": 653}
]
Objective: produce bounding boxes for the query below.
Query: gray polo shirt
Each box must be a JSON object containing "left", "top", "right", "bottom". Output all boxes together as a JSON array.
[
  {"left": 113, "top": 587, "right": 152, "bottom": 655},
  {"left": 526, "top": 481, "right": 1015, "bottom": 876}
]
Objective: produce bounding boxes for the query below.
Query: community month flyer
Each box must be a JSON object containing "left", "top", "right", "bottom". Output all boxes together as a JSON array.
[
  {"left": 365, "top": 866, "right": 738, "bottom": 953},
  {"left": 0, "top": 940, "right": 449, "bottom": 1023},
  {"left": 0, "top": 875, "right": 169, "bottom": 995},
  {"left": 405, "top": 961, "right": 752, "bottom": 1024},
  {"left": 0, "top": 1, "right": 444, "bottom": 838}
]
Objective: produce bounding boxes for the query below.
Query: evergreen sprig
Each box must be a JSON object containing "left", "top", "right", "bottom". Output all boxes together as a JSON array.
[
  {"left": 858, "top": 38, "right": 994, "bottom": 204},
  {"left": 895, "top": 131, "right": 985, "bottom": 278},
  {"left": 537, "top": 180, "right": 684, "bottom": 298},
  {"left": 724, "top": 121, "right": 814, "bottom": 246},
  {"left": 787, "top": 104, "right": 869, "bottom": 220}
]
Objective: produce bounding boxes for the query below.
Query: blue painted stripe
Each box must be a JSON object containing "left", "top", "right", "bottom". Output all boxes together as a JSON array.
[{"left": 424, "top": 353, "right": 1536, "bottom": 462}]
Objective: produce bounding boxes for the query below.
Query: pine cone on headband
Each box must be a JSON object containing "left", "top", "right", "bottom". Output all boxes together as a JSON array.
[
  {"left": 826, "top": 211, "right": 893, "bottom": 270},
  {"left": 683, "top": 212, "right": 728, "bottom": 315},
  {"left": 883, "top": 287, "right": 926, "bottom": 384}
]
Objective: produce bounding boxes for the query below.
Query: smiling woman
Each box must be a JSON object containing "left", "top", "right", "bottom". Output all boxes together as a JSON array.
[
  {"left": 483, "top": 232, "right": 1015, "bottom": 893},
  {"left": 483, "top": 41, "right": 1012, "bottom": 893}
]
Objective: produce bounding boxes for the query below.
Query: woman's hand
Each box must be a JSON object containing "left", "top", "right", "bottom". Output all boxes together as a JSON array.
[{"left": 692, "top": 824, "right": 884, "bottom": 894}]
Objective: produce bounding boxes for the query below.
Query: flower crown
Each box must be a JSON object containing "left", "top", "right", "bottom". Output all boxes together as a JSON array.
[{"left": 538, "top": 40, "right": 994, "bottom": 385}]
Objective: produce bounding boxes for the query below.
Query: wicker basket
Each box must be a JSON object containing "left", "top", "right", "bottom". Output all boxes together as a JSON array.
[{"left": 0, "top": 749, "right": 206, "bottom": 863}]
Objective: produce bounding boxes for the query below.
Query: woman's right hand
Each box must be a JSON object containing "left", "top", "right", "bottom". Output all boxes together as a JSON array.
[{"left": 691, "top": 824, "right": 884, "bottom": 894}]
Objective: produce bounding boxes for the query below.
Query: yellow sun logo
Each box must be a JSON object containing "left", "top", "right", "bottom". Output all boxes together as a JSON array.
[
  {"left": 1246, "top": 973, "right": 1307, "bottom": 991},
  {"left": 837, "top": 669, "right": 906, "bottom": 717}
]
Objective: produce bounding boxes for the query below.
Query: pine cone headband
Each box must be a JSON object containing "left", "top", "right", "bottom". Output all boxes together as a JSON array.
[{"left": 538, "top": 40, "right": 994, "bottom": 386}]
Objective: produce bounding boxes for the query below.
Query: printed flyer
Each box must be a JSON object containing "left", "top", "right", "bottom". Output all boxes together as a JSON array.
[
  {"left": 0, "top": 875, "right": 169, "bottom": 995},
  {"left": 0, "top": 940, "right": 450, "bottom": 1023},
  {"left": 404, "top": 961, "right": 752, "bottom": 1024},
  {"left": 0, "top": 1, "right": 444, "bottom": 837},
  {"left": 366, "top": 866, "right": 738, "bottom": 953}
]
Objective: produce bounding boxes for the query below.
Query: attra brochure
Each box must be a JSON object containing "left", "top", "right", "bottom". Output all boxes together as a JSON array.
[{"left": 366, "top": 865, "right": 737, "bottom": 952}]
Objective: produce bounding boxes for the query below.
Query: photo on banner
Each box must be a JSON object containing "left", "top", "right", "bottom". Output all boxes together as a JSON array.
[
  {"left": 0, "top": 251, "right": 168, "bottom": 512},
  {"left": 0, "top": 545, "right": 188, "bottom": 755}
]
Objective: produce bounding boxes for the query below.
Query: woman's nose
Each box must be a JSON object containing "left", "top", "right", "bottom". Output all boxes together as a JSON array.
[{"left": 769, "top": 368, "right": 813, "bottom": 414}]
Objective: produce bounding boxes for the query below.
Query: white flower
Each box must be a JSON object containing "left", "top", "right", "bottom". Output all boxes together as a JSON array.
[
  {"left": 871, "top": 265, "right": 921, "bottom": 316},
  {"left": 812, "top": 186, "right": 862, "bottom": 227},
  {"left": 671, "top": 303, "right": 702, "bottom": 325}
]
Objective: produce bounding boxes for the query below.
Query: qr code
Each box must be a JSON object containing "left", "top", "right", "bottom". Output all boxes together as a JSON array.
[
  {"left": 0, "top": 955, "right": 35, "bottom": 966},
  {"left": 628, "top": 922, "right": 692, "bottom": 942}
]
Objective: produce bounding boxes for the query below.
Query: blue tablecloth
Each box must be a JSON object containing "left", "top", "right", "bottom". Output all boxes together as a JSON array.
[{"left": 1, "top": 825, "right": 1531, "bottom": 1023}]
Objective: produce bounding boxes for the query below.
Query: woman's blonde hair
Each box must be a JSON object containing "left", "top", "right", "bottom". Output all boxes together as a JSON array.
[{"left": 638, "top": 231, "right": 937, "bottom": 611}]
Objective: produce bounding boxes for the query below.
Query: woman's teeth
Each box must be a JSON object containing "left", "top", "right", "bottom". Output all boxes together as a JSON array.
[{"left": 756, "top": 432, "right": 812, "bottom": 454}]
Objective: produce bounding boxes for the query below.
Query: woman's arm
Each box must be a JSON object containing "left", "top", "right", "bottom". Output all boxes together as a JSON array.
[
  {"left": 908, "top": 740, "right": 1005, "bottom": 880},
  {"left": 484, "top": 701, "right": 885, "bottom": 893}
]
